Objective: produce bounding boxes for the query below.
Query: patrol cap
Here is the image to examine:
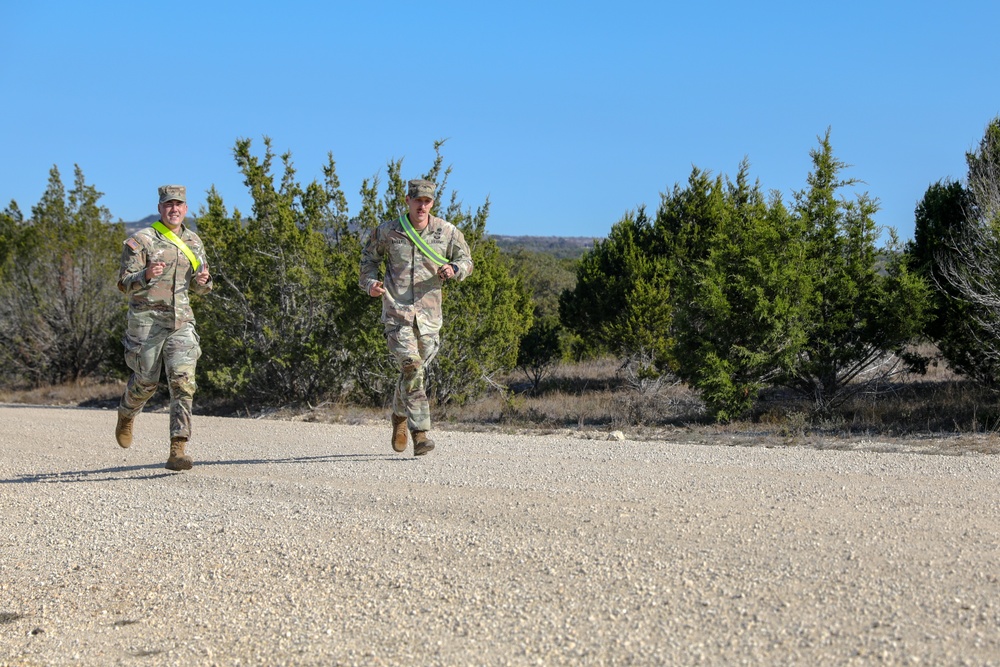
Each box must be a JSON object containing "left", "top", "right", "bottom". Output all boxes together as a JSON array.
[
  {"left": 407, "top": 179, "right": 436, "bottom": 200},
  {"left": 158, "top": 184, "right": 187, "bottom": 203}
]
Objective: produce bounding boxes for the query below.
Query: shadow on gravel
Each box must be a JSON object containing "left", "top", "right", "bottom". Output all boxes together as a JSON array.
[
  {"left": 198, "top": 453, "right": 410, "bottom": 468},
  {"left": 1, "top": 462, "right": 176, "bottom": 484},
  {"left": 0, "top": 403, "right": 108, "bottom": 410},
  {"left": 0, "top": 453, "right": 410, "bottom": 485}
]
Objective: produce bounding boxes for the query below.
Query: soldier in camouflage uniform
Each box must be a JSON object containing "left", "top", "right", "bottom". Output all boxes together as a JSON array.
[
  {"left": 114, "top": 185, "right": 212, "bottom": 471},
  {"left": 359, "top": 179, "right": 473, "bottom": 456}
]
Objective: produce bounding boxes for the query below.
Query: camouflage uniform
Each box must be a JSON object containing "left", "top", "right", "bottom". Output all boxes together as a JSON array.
[
  {"left": 359, "top": 188, "right": 473, "bottom": 433},
  {"left": 117, "top": 194, "right": 212, "bottom": 441}
]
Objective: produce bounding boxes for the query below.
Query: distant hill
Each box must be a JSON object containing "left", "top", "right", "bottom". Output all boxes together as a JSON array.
[{"left": 488, "top": 235, "right": 598, "bottom": 260}]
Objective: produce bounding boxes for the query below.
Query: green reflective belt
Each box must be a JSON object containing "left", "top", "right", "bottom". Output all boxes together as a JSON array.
[
  {"left": 399, "top": 215, "right": 449, "bottom": 267},
  {"left": 152, "top": 221, "right": 201, "bottom": 272}
]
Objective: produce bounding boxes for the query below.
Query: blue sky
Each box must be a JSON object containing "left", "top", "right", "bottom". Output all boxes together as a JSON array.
[{"left": 2, "top": 1, "right": 998, "bottom": 241}]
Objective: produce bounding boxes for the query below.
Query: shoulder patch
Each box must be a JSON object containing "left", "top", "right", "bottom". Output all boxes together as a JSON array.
[{"left": 125, "top": 237, "right": 141, "bottom": 251}]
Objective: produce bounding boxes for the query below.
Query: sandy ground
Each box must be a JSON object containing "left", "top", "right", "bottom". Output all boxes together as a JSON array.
[{"left": 1, "top": 404, "right": 999, "bottom": 666}]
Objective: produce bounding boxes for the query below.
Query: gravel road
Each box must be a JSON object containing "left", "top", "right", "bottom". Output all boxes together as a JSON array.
[{"left": 1, "top": 404, "right": 999, "bottom": 666}]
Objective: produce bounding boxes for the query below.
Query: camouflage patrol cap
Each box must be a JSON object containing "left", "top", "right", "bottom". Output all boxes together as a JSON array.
[
  {"left": 158, "top": 184, "right": 186, "bottom": 203},
  {"left": 407, "top": 179, "right": 436, "bottom": 200}
]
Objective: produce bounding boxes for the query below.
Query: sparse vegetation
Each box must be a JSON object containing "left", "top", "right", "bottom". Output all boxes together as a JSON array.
[{"left": 7, "top": 345, "right": 1000, "bottom": 455}]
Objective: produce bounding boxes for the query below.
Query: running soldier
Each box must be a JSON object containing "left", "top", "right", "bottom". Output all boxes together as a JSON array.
[
  {"left": 114, "top": 184, "right": 212, "bottom": 471},
  {"left": 359, "top": 179, "right": 473, "bottom": 456}
]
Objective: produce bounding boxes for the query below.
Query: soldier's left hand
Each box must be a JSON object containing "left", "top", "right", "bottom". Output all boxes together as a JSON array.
[
  {"left": 437, "top": 264, "right": 455, "bottom": 280},
  {"left": 195, "top": 266, "right": 211, "bottom": 285}
]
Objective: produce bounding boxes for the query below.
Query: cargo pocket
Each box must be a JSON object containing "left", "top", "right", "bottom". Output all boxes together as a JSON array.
[{"left": 123, "top": 320, "right": 152, "bottom": 373}]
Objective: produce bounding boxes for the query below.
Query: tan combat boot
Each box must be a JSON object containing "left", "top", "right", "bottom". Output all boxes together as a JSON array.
[
  {"left": 165, "top": 437, "right": 193, "bottom": 471},
  {"left": 115, "top": 413, "right": 134, "bottom": 449},
  {"left": 411, "top": 431, "right": 435, "bottom": 457},
  {"left": 391, "top": 414, "right": 408, "bottom": 453}
]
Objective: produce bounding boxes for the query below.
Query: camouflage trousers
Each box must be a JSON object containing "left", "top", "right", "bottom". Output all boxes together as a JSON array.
[
  {"left": 386, "top": 322, "right": 440, "bottom": 433},
  {"left": 119, "top": 318, "right": 202, "bottom": 440}
]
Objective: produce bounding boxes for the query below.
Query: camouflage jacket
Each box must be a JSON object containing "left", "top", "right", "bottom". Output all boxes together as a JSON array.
[
  {"left": 359, "top": 214, "right": 473, "bottom": 333},
  {"left": 117, "top": 223, "right": 213, "bottom": 328}
]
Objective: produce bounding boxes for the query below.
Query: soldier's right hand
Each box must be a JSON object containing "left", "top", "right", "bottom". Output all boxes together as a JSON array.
[
  {"left": 368, "top": 280, "right": 385, "bottom": 297},
  {"left": 145, "top": 261, "right": 166, "bottom": 281}
]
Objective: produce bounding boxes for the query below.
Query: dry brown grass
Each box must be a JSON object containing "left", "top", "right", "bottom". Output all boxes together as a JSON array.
[
  {"left": 443, "top": 374, "right": 702, "bottom": 432},
  {"left": 433, "top": 352, "right": 1000, "bottom": 455},
  {"left": 4, "top": 350, "right": 999, "bottom": 455},
  {"left": 0, "top": 378, "right": 125, "bottom": 407}
]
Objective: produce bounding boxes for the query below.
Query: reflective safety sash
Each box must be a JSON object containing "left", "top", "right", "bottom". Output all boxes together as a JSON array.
[
  {"left": 399, "top": 215, "right": 448, "bottom": 267},
  {"left": 152, "top": 221, "right": 201, "bottom": 272}
]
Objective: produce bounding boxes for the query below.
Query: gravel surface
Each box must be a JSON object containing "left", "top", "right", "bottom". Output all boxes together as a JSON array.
[{"left": 1, "top": 404, "right": 999, "bottom": 666}]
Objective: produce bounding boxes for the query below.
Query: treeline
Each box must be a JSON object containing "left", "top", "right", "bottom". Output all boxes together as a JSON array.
[{"left": 2, "top": 121, "right": 1000, "bottom": 422}]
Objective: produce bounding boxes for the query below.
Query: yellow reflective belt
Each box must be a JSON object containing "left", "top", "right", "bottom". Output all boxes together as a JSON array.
[
  {"left": 152, "top": 221, "right": 201, "bottom": 272},
  {"left": 399, "top": 215, "right": 448, "bottom": 267}
]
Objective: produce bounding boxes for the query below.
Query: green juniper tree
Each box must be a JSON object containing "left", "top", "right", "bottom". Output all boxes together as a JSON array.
[
  {"left": 906, "top": 180, "right": 991, "bottom": 381},
  {"left": 0, "top": 166, "right": 124, "bottom": 388},
  {"left": 560, "top": 206, "right": 673, "bottom": 389},
  {"left": 781, "top": 131, "right": 929, "bottom": 415},
  {"left": 923, "top": 116, "right": 1000, "bottom": 388},
  {"left": 670, "top": 161, "right": 807, "bottom": 421},
  {"left": 194, "top": 138, "right": 357, "bottom": 405}
]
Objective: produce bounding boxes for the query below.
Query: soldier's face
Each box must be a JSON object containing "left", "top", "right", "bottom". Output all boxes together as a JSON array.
[
  {"left": 158, "top": 199, "right": 187, "bottom": 229},
  {"left": 407, "top": 196, "right": 434, "bottom": 228}
]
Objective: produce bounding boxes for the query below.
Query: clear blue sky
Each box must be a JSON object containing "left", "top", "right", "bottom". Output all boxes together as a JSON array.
[{"left": 2, "top": 1, "right": 998, "bottom": 241}]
